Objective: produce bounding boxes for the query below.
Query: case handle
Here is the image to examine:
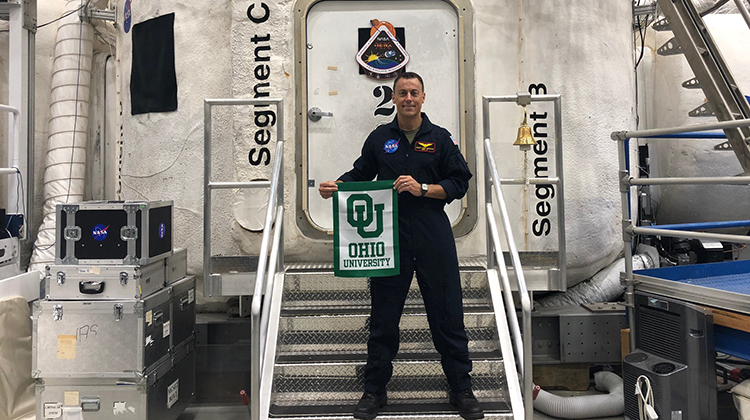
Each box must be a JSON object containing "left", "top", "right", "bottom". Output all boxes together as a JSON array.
[
  {"left": 79, "top": 281, "right": 105, "bottom": 294},
  {"left": 152, "top": 309, "right": 164, "bottom": 326}
]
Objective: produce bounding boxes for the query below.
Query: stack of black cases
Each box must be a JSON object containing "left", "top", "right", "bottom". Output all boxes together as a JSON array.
[{"left": 34, "top": 201, "right": 195, "bottom": 420}]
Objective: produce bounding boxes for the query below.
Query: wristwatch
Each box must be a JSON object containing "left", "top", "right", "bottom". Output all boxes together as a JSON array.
[{"left": 420, "top": 183, "right": 429, "bottom": 197}]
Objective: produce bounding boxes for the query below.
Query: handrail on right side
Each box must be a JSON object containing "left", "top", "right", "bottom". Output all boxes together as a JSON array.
[{"left": 482, "top": 93, "right": 564, "bottom": 420}]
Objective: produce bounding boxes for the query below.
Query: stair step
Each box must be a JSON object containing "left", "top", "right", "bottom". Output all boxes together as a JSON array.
[
  {"left": 270, "top": 401, "right": 512, "bottom": 418},
  {"left": 282, "top": 270, "right": 489, "bottom": 310},
  {"left": 271, "top": 359, "right": 508, "bottom": 407},
  {"left": 277, "top": 312, "right": 500, "bottom": 356}
]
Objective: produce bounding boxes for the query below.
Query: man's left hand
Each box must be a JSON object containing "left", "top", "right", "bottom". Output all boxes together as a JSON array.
[{"left": 394, "top": 176, "right": 420, "bottom": 196}]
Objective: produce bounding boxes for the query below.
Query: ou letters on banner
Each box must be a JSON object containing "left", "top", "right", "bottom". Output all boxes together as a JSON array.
[{"left": 333, "top": 181, "right": 399, "bottom": 278}]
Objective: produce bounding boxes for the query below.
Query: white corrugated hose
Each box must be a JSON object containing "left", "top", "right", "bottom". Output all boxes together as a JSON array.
[
  {"left": 534, "top": 371, "right": 624, "bottom": 419},
  {"left": 29, "top": 1, "right": 93, "bottom": 272}
]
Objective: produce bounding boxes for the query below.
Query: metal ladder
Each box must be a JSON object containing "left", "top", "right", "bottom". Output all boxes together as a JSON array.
[{"left": 653, "top": 0, "right": 750, "bottom": 171}]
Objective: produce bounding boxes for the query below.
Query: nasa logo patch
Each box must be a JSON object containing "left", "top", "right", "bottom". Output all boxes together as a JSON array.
[
  {"left": 384, "top": 139, "right": 400, "bottom": 154},
  {"left": 124, "top": 0, "right": 132, "bottom": 34},
  {"left": 92, "top": 224, "right": 109, "bottom": 241}
]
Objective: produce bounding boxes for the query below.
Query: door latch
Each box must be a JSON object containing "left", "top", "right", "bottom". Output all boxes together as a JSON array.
[{"left": 307, "top": 107, "right": 333, "bottom": 121}]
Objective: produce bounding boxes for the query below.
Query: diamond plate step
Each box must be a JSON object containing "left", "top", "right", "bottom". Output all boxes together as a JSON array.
[
  {"left": 270, "top": 402, "right": 512, "bottom": 419},
  {"left": 271, "top": 359, "right": 508, "bottom": 407},
  {"left": 277, "top": 312, "right": 500, "bottom": 357},
  {"left": 282, "top": 270, "right": 490, "bottom": 310}
]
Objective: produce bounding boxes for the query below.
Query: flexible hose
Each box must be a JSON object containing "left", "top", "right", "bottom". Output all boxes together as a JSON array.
[
  {"left": 533, "top": 371, "right": 624, "bottom": 419},
  {"left": 29, "top": 0, "right": 93, "bottom": 272}
]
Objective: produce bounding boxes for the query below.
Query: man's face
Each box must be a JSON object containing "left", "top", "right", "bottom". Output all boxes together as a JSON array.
[{"left": 393, "top": 77, "right": 425, "bottom": 119}]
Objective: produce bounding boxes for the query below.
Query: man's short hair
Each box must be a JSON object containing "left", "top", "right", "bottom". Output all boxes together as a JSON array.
[{"left": 393, "top": 72, "right": 424, "bottom": 91}]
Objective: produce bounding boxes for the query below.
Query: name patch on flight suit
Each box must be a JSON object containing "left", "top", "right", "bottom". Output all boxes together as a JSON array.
[{"left": 414, "top": 141, "right": 435, "bottom": 153}]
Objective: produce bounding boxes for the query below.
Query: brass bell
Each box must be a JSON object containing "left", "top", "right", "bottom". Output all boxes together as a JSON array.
[{"left": 513, "top": 106, "right": 537, "bottom": 149}]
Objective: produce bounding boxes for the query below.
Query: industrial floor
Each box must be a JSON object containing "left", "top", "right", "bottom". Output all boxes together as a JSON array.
[
  {"left": 176, "top": 406, "right": 623, "bottom": 420},
  {"left": 176, "top": 391, "right": 627, "bottom": 420},
  {"left": 176, "top": 385, "right": 740, "bottom": 420}
]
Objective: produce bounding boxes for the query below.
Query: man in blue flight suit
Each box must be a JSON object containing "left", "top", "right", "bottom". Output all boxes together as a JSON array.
[{"left": 319, "top": 72, "right": 483, "bottom": 420}]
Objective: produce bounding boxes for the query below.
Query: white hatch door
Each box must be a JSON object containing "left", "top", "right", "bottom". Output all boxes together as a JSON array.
[{"left": 304, "top": 0, "right": 463, "bottom": 231}]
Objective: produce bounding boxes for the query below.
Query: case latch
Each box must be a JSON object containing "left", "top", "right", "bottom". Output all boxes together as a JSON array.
[
  {"left": 63, "top": 226, "right": 82, "bottom": 241},
  {"left": 56, "top": 271, "right": 66, "bottom": 285},
  {"left": 53, "top": 305, "right": 63, "bottom": 321},
  {"left": 81, "top": 396, "right": 100, "bottom": 412},
  {"left": 120, "top": 271, "right": 129, "bottom": 285},
  {"left": 121, "top": 226, "right": 138, "bottom": 240},
  {"left": 113, "top": 303, "right": 124, "bottom": 321}
]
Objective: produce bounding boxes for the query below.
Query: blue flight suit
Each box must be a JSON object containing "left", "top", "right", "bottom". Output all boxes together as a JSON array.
[{"left": 338, "top": 113, "right": 474, "bottom": 394}]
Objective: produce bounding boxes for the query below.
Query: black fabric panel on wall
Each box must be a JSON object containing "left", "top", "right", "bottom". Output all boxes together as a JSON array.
[{"left": 130, "top": 13, "right": 177, "bottom": 115}]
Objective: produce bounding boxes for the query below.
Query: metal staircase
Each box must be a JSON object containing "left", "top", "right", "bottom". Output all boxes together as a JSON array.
[
  {"left": 204, "top": 94, "right": 566, "bottom": 420},
  {"left": 267, "top": 266, "right": 513, "bottom": 420},
  {"left": 653, "top": 0, "right": 750, "bottom": 166}
]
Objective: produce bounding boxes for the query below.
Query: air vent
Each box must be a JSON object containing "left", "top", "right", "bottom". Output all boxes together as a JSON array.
[
  {"left": 653, "top": 362, "right": 676, "bottom": 374},
  {"left": 638, "top": 307, "right": 682, "bottom": 362}
]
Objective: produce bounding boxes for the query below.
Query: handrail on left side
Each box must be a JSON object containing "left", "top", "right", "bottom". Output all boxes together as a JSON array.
[{"left": 203, "top": 98, "right": 285, "bottom": 420}]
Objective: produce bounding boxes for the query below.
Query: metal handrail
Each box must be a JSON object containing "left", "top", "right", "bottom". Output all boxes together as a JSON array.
[
  {"left": 484, "top": 139, "right": 533, "bottom": 420},
  {"left": 258, "top": 206, "right": 285, "bottom": 420},
  {"left": 0, "top": 104, "right": 22, "bottom": 216},
  {"left": 611, "top": 118, "right": 750, "bottom": 140},
  {"left": 250, "top": 138, "right": 284, "bottom": 420},
  {"left": 612, "top": 117, "right": 750, "bottom": 351},
  {"left": 482, "top": 93, "right": 565, "bottom": 420},
  {"left": 202, "top": 98, "right": 285, "bottom": 420},
  {"left": 203, "top": 98, "right": 284, "bottom": 294}
]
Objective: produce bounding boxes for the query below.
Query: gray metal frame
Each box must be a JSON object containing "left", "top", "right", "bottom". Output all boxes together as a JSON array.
[
  {"left": 293, "top": 0, "right": 478, "bottom": 240},
  {"left": 1, "top": 0, "right": 36, "bottom": 240},
  {"left": 612, "top": 117, "right": 750, "bottom": 350},
  {"left": 203, "top": 98, "right": 286, "bottom": 420},
  {"left": 202, "top": 98, "right": 285, "bottom": 302},
  {"left": 482, "top": 93, "right": 565, "bottom": 420},
  {"left": 482, "top": 94, "right": 567, "bottom": 292},
  {"left": 632, "top": 272, "right": 750, "bottom": 315},
  {"left": 655, "top": 0, "right": 750, "bottom": 169}
]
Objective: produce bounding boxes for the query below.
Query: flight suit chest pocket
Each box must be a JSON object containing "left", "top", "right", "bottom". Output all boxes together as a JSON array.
[
  {"left": 412, "top": 149, "right": 439, "bottom": 179},
  {"left": 378, "top": 150, "right": 407, "bottom": 177}
]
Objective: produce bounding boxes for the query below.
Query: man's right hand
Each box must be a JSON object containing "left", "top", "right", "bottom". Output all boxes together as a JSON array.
[{"left": 318, "top": 180, "right": 340, "bottom": 199}]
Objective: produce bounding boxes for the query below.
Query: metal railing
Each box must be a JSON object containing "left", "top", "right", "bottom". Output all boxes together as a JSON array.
[
  {"left": 612, "top": 117, "right": 750, "bottom": 350},
  {"left": 482, "top": 93, "right": 564, "bottom": 419},
  {"left": 0, "top": 104, "right": 26, "bottom": 239},
  {"left": 202, "top": 98, "right": 285, "bottom": 420}
]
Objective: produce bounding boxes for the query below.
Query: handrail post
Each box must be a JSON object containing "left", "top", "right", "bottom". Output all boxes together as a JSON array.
[
  {"left": 554, "top": 97, "right": 566, "bottom": 285},
  {"left": 618, "top": 137, "right": 636, "bottom": 352},
  {"left": 203, "top": 100, "right": 213, "bottom": 296},
  {"left": 483, "top": 97, "right": 495, "bottom": 271}
]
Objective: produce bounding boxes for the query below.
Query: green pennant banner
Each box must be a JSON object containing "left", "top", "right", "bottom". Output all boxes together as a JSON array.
[{"left": 333, "top": 181, "right": 400, "bottom": 277}]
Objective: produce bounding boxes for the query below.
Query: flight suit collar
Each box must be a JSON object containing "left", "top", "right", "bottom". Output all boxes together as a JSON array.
[{"left": 386, "top": 113, "right": 435, "bottom": 136}]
